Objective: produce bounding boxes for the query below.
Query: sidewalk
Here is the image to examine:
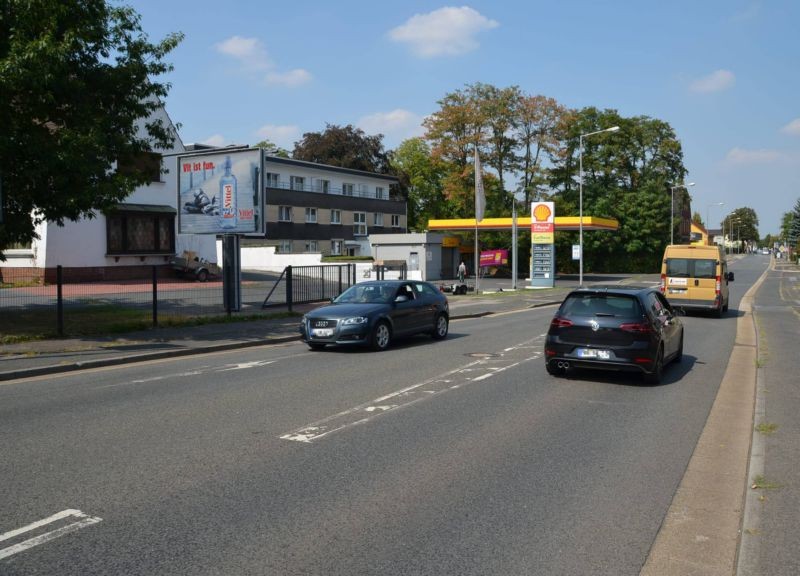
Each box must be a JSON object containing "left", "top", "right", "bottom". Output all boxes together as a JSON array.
[{"left": 0, "top": 285, "right": 570, "bottom": 382}]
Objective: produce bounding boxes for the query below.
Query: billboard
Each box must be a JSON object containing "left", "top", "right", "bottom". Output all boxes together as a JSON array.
[
  {"left": 531, "top": 201, "right": 555, "bottom": 244},
  {"left": 178, "top": 149, "right": 262, "bottom": 235},
  {"left": 480, "top": 249, "right": 508, "bottom": 267}
]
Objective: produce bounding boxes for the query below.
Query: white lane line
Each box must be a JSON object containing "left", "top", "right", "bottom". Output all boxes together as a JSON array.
[
  {"left": 0, "top": 509, "right": 102, "bottom": 560},
  {"left": 218, "top": 360, "right": 276, "bottom": 371},
  {"left": 280, "top": 335, "right": 546, "bottom": 443}
]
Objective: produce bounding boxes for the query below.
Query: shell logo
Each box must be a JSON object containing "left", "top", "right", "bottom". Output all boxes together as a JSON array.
[{"left": 533, "top": 204, "right": 552, "bottom": 222}]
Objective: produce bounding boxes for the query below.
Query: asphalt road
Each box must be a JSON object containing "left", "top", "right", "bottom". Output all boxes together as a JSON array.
[{"left": 0, "top": 256, "right": 769, "bottom": 575}]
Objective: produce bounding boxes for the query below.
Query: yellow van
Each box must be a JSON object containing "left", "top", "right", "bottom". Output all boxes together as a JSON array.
[{"left": 660, "top": 244, "right": 733, "bottom": 317}]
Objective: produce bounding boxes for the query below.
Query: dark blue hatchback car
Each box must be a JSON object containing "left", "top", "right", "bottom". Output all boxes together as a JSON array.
[
  {"left": 545, "top": 286, "right": 684, "bottom": 384},
  {"left": 300, "top": 280, "right": 449, "bottom": 351}
]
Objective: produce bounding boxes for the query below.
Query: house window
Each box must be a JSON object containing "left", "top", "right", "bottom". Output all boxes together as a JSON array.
[
  {"left": 376, "top": 186, "right": 385, "bottom": 199},
  {"left": 290, "top": 176, "right": 305, "bottom": 191},
  {"left": 373, "top": 213, "right": 384, "bottom": 226},
  {"left": 342, "top": 183, "right": 354, "bottom": 196},
  {"left": 266, "top": 172, "right": 280, "bottom": 188},
  {"left": 117, "top": 151, "right": 162, "bottom": 183},
  {"left": 317, "top": 179, "right": 330, "bottom": 193},
  {"left": 106, "top": 207, "right": 175, "bottom": 255},
  {"left": 278, "top": 206, "right": 292, "bottom": 221},
  {"left": 279, "top": 240, "right": 292, "bottom": 253},
  {"left": 353, "top": 212, "right": 367, "bottom": 236},
  {"left": 304, "top": 240, "right": 318, "bottom": 252},
  {"left": 331, "top": 240, "right": 343, "bottom": 255},
  {"left": 391, "top": 214, "right": 400, "bottom": 227},
  {"left": 330, "top": 209, "right": 341, "bottom": 224},
  {"left": 305, "top": 207, "right": 317, "bottom": 223},
  {"left": 357, "top": 184, "right": 368, "bottom": 197}
]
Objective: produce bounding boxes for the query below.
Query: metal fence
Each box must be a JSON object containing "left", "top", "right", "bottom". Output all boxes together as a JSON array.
[
  {"left": 0, "top": 265, "right": 282, "bottom": 339},
  {"left": 262, "top": 264, "right": 357, "bottom": 310}
]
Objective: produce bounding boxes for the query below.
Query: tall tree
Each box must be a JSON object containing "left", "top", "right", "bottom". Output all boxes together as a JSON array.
[
  {"left": 723, "top": 207, "right": 759, "bottom": 247},
  {"left": 516, "top": 94, "right": 566, "bottom": 207},
  {"left": 0, "top": 0, "right": 183, "bottom": 255},
  {"left": 253, "top": 139, "right": 290, "bottom": 158},
  {"left": 390, "top": 138, "right": 449, "bottom": 230},
  {"left": 292, "top": 124, "right": 391, "bottom": 174}
]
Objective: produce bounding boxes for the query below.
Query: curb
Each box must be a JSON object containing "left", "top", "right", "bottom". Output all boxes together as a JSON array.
[{"left": 0, "top": 303, "right": 561, "bottom": 383}]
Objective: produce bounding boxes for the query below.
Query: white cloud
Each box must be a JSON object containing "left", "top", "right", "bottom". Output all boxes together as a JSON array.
[
  {"left": 214, "top": 36, "right": 271, "bottom": 70},
  {"left": 780, "top": 118, "right": 800, "bottom": 136},
  {"left": 689, "top": 69, "right": 736, "bottom": 93},
  {"left": 357, "top": 109, "right": 426, "bottom": 143},
  {"left": 200, "top": 134, "right": 227, "bottom": 147},
  {"left": 255, "top": 124, "right": 301, "bottom": 149},
  {"left": 389, "top": 6, "right": 499, "bottom": 58},
  {"left": 265, "top": 69, "right": 312, "bottom": 87},
  {"left": 724, "top": 147, "right": 785, "bottom": 165}
]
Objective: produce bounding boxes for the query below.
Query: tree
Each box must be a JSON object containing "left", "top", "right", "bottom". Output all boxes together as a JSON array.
[
  {"left": 292, "top": 124, "right": 391, "bottom": 174},
  {"left": 253, "top": 139, "right": 290, "bottom": 158},
  {"left": 390, "top": 138, "right": 449, "bottom": 230},
  {"left": 692, "top": 212, "right": 704, "bottom": 227},
  {"left": 723, "top": 207, "right": 759, "bottom": 248},
  {"left": 0, "top": 1, "right": 183, "bottom": 255},
  {"left": 516, "top": 94, "right": 566, "bottom": 207}
]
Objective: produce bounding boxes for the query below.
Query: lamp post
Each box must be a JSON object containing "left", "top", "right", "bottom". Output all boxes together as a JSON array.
[
  {"left": 707, "top": 202, "right": 724, "bottom": 246},
  {"left": 669, "top": 182, "right": 695, "bottom": 245},
  {"left": 579, "top": 125, "right": 619, "bottom": 286}
]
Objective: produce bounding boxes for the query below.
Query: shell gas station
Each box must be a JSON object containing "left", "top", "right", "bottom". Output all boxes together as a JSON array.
[{"left": 427, "top": 202, "right": 619, "bottom": 287}]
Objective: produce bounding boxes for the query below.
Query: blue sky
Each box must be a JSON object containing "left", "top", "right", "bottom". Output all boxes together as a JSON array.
[{"left": 129, "top": 0, "right": 799, "bottom": 236}]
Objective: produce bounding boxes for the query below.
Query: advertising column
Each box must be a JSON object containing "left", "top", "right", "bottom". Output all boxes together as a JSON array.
[{"left": 530, "top": 201, "right": 555, "bottom": 288}]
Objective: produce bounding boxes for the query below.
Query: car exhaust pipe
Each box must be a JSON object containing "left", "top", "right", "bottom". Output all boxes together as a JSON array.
[{"left": 557, "top": 361, "right": 570, "bottom": 369}]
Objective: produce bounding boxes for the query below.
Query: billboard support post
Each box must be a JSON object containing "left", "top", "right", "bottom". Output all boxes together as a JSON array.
[{"left": 222, "top": 235, "right": 241, "bottom": 314}]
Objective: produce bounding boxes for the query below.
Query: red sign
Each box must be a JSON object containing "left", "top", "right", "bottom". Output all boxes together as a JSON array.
[{"left": 480, "top": 249, "right": 508, "bottom": 267}]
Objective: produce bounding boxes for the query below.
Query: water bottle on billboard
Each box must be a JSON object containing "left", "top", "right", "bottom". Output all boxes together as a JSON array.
[{"left": 219, "top": 156, "right": 238, "bottom": 230}]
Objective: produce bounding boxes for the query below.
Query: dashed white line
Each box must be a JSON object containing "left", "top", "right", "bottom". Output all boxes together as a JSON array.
[{"left": 0, "top": 509, "right": 102, "bottom": 560}]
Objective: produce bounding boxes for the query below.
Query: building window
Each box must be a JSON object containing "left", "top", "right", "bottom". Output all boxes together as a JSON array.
[
  {"left": 117, "top": 151, "right": 162, "bottom": 183},
  {"left": 305, "top": 207, "right": 317, "bottom": 223},
  {"left": 330, "top": 209, "right": 341, "bottom": 224},
  {"left": 353, "top": 212, "right": 367, "bottom": 236},
  {"left": 376, "top": 187, "right": 385, "bottom": 199},
  {"left": 106, "top": 209, "right": 175, "bottom": 255},
  {"left": 278, "top": 206, "right": 292, "bottom": 221},
  {"left": 317, "top": 179, "right": 330, "bottom": 193},
  {"left": 391, "top": 214, "right": 400, "bottom": 227},
  {"left": 266, "top": 172, "right": 280, "bottom": 188},
  {"left": 331, "top": 240, "right": 343, "bottom": 255},
  {"left": 373, "top": 213, "right": 384, "bottom": 226},
  {"left": 279, "top": 240, "right": 292, "bottom": 253},
  {"left": 342, "top": 183, "right": 354, "bottom": 196},
  {"left": 290, "top": 176, "right": 305, "bottom": 191},
  {"left": 304, "top": 240, "right": 318, "bottom": 252}
]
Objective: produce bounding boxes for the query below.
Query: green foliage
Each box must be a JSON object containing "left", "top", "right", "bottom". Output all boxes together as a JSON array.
[
  {"left": 0, "top": 0, "right": 183, "bottom": 254},
  {"left": 390, "top": 138, "right": 449, "bottom": 230},
  {"left": 723, "top": 207, "right": 759, "bottom": 246},
  {"left": 253, "top": 139, "right": 291, "bottom": 158},
  {"left": 292, "top": 124, "right": 391, "bottom": 174}
]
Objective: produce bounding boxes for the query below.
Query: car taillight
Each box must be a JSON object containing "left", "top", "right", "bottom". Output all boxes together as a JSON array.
[
  {"left": 620, "top": 322, "right": 652, "bottom": 333},
  {"left": 715, "top": 275, "right": 721, "bottom": 296},
  {"left": 659, "top": 274, "right": 666, "bottom": 293},
  {"left": 550, "top": 317, "right": 573, "bottom": 328}
]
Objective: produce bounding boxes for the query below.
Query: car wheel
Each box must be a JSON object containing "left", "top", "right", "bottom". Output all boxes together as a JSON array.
[
  {"left": 723, "top": 299, "right": 729, "bottom": 313},
  {"left": 196, "top": 269, "right": 209, "bottom": 282},
  {"left": 432, "top": 314, "right": 449, "bottom": 340},
  {"left": 644, "top": 346, "right": 664, "bottom": 385},
  {"left": 715, "top": 302, "right": 724, "bottom": 318},
  {"left": 308, "top": 343, "right": 326, "bottom": 351},
  {"left": 370, "top": 321, "right": 391, "bottom": 351},
  {"left": 675, "top": 333, "right": 683, "bottom": 363}
]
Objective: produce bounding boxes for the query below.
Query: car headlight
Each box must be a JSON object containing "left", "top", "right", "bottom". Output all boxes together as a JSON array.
[{"left": 341, "top": 316, "right": 368, "bottom": 325}]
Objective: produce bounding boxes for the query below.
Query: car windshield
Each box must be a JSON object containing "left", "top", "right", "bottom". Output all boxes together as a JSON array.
[
  {"left": 334, "top": 284, "right": 394, "bottom": 304},
  {"left": 560, "top": 294, "right": 642, "bottom": 318},
  {"left": 666, "top": 258, "right": 717, "bottom": 279}
]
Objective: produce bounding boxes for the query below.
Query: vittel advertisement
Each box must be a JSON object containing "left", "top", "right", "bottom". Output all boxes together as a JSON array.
[{"left": 178, "top": 149, "right": 262, "bottom": 234}]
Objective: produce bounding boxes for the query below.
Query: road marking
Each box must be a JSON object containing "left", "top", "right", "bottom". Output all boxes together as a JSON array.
[
  {"left": 280, "top": 335, "right": 546, "bottom": 443},
  {"left": 218, "top": 360, "right": 276, "bottom": 371},
  {"left": 0, "top": 509, "right": 102, "bottom": 560}
]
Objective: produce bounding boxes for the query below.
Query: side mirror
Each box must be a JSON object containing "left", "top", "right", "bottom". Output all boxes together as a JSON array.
[{"left": 727, "top": 272, "right": 735, "bottom": 282}]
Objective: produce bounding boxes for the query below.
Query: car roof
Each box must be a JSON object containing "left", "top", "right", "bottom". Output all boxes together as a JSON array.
[{"left": 568, "top": 285, "right": 656, "bottom": 296}]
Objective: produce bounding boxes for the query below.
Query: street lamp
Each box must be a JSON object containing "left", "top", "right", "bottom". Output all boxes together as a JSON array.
[
  {"left": 669, "top": 182, "right": 695, "bottom": 245},
  {"left": 707, "top": 202, "right": 724, "bottom": 246},
  {"left": 579, "top": 125, "right": 619, "bottom": 286}
]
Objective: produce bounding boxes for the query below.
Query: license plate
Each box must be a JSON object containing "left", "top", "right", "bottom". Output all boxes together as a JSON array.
[
  {"left": 669, "top": 278, "right": 688, "bottom": 286},
  {"left": 577, "top": 348, "right": 610, "bottom": 359},
  {"left": 312, "top": 328, "right": 333, "bottom": 337},
  {"left": 668, "top": 288, "right": 686, "bottom": 294}
]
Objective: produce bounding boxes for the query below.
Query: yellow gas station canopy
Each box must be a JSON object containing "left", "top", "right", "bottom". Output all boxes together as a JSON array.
[{"left": 427, "top": 216, "right": 619, "bottom": 231}]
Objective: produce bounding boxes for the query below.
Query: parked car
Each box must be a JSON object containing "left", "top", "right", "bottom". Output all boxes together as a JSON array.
[
  {"left": 545, "top": 286, "right": 684, "bottom": 384},
  {"left": 660, "top": 244, "right": 732, "bottom": 317},
  {"left": 300, "top": 280, "right": 449, "bottom": 351}
]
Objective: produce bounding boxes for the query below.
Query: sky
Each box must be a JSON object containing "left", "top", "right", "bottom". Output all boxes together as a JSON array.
[{"left": 128, "top": 0, "right": 800, "bottom": 236}]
